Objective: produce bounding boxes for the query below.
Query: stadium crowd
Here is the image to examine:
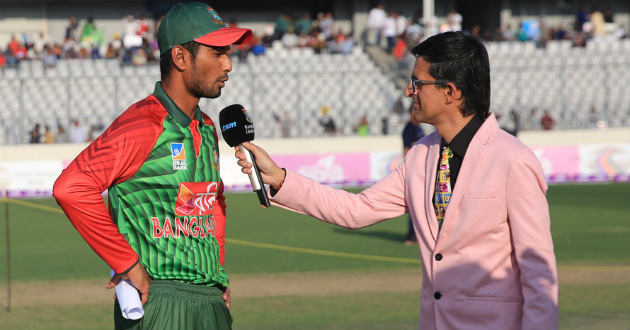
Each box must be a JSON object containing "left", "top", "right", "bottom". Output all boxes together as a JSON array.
[
  {"left": 0, "top": 10, "right": 364, "bottom": 69},
  {"left": 1, "top": 5, "right": 628, "bottom": 68}
]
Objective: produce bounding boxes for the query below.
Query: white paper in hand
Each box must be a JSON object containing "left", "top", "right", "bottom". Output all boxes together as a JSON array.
[{"left": 110, "top": 269, "right": 144, "bottom": 320}]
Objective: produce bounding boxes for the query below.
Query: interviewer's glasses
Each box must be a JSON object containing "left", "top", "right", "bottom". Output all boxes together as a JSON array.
[{"left": 409, "top": 79, "right": 447, "bottom": 93}]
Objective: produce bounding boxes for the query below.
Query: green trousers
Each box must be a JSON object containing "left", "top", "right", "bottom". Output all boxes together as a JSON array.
[{"left": 114, "top": 280, "right": 232, "bottom": 330}]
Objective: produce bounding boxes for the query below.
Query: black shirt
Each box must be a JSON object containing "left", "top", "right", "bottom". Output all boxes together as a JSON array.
[{"left": 438, "top": 115, "right": 484, "bottom": 190}]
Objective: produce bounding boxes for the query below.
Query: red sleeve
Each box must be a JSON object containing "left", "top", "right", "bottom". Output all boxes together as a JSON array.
[
  {"left": 203, "top": 114, "right": 227, "bottom": 267},
  {"left": 53, "top": 96, "right": 166, "bottom": 274}
]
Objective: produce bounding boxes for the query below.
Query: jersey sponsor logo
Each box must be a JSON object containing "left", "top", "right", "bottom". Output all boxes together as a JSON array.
[
  {"left": 151, "top": 216, "right": 216, "bottom": 239},
  {"left": 175, "top": 182, "right": 219, "bottom": 216},
  {"left": 171, "top": 142, "right": 188, "bottom": 170}
]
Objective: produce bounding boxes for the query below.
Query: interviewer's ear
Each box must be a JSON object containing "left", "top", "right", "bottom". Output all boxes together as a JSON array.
[{"left": 444, "top": 82, "right": 461, "bottom": 104}]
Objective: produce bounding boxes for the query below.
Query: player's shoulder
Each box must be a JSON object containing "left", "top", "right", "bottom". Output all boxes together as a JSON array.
[{"left": 112, "top": 95, "right": 168, "bottom": 130}]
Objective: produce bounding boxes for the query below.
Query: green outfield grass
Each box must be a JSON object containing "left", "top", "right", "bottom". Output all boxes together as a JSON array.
[{"left": 0, "top": 183, "right": 628, "bottom": 330}]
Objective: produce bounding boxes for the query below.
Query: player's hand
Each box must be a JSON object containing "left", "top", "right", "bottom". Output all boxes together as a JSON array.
[
  {"left": 235, "top": 142, "right": 285, "bottom": 188},
  {"left": 106, "top": 262, "right": 152, "bottom": 306},
  {"left": 223, "top": 287, "right": 231, "bottom": 310}
]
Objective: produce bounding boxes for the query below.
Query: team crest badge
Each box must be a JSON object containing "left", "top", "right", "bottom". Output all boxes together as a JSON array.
[
  {"left": 243, "top": 108, "right": 252, "bottom": 123},
  {"left": 171, "top": 143, "right": 188, "bottom": 170},
  {"left": 207, "top": 7, "right": 225, "bottom": 26},
  {"left": 212, "top": 150, "right": 220, "bottom": 171}
]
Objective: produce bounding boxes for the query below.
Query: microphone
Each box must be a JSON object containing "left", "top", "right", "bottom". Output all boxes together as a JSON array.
[{"left": 219, "top": 104, "right": 271, "bottom": 208}]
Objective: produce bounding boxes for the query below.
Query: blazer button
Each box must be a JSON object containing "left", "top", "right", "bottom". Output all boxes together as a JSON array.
[
  {"left": 435, "top": 253, "right": 443, "bottom": 261},
  {"left": 434, "top": 292, "right": 442, "bottom": 300}
]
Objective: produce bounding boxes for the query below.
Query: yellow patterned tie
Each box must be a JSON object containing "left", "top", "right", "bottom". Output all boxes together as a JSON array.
[{"left": 434, "top": 146, "right": 453, "bottom": 229}]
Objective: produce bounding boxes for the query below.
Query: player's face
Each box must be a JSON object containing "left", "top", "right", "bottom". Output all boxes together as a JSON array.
[
  {"left": 405, "top": 58, "right": 445, "bottom": 126},
  {"left": 189, "top": 45, "right": 233, "bottom": 99}
]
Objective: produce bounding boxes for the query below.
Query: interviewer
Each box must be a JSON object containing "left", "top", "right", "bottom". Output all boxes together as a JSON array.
[{"left": 234, "top": 31, "right": 558, "bottom": 330}]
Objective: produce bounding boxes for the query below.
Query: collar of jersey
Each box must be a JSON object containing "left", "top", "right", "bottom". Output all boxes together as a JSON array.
[{"left": 152, "top": 82, "right": 204, "bottom": 127}]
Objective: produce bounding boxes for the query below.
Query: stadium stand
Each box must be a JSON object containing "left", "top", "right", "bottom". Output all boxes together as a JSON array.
[{"left": 1, "top": 38, "right": 629, "bottom": 144}]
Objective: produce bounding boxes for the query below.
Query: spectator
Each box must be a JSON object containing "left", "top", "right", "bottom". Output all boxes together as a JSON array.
[
  {"left": 70, "top": 119, "right": 87, "bottom": 143},
  {"left": 447, "top": 9, "right": 463, "bottom": 32},
  {"left": 405, "top": 16, "right": 424, "bottom": 46},
  {"left": 123, "top": 15, "right": 142, "bottom": 49},
  {"left": 540, "top": 110, "right": 555, "bottom": 130},
  {"left": 43, "top": 125, "right": 55, "bottom": 143},
  {"left": 310, "top": 27, "right": 326, "bottom": 54},
  {"left": 587, "top": 106, "right": 604, "bottom": 129},
  {"left": 589, "top": 7, "right": 606, "bottom": 38},
  {"left": 392, "top": 95, "right": 405, "bottom": 115},
  {"left": 394, "top": 11, "right": 409, "bottom": 38},
  {"left": 81, "top": 16, "right": 102, "bottom": 48},
  {"left": 383, "top": 11, "right": 397, "bottom": 53},
  {"left": 297, "top": 32, "right": 310, "bottom": 49},
  {"left": 524, "top": 107, "right": 539, "bottom": 130},
  {"left": 33, "top": 31, "right": 52, "bottom": 55},
  {"left": 393, "top": 34, "right": 409, "bottom": 73},
  {"left": 0, "top": 49, "right": 6, "bottom": 68},
  {"left": 3, "top": 47, "right": 19, "bottom": 66},
  {"left": 516, "top": 21, "right": 528, "bottom": 42},
  {"left": 7, "top": 35, "right": 20, "bottom": 56},
  {"left": 262, "top": 24, "right": 275, "bottom": 47},
  {"left": 273, "top": 111, "right": 291, "bottom": 138},
  {"left": 572, "top": 31, "right": 588, "bottom": 47},
  {"left": 251, "top": 35, "right": 266, "bottom": 56},
  {"left": 281, "top": 26, "right": 299, "bottom": 49},
  {"left": 56, "top": 124, "right": 69, "bottom": 144},
  {"left": 354, "top": 115, "right": 369, "bottom": 136},
  {"left": 501, "top": 23, "right": 516, "bottom": 41},
  {"left": 366, "top": 4, "right": 386, "bottom": 46},
  {"left": 29, "top": 123, "right": 41, "bottom": 143},
  {"left": 65, "top": 17, "right": 79, "bottom": 41},
  {"left": 131, "top": 47, "right": 148, "bottom": 65},
  {"left": 274, "top": 13, "right": 292, "bottom": 40},
  {"left": 614, "top": 24, "right": 627, "bottom": 39},
  {"left": 574, "top": 6, "right": 589, "bottom": 32},
  {"left": 501, "top": 109, "right": 521, "bottom": 136},
  {"left": 62, "top": 36, "right": 80, "bottom": 59},
  {"left": 318, "top": 105, "right": 337, "bottom": 135},
  {"left": 104, "top": 41, "right": 120, "bottom": 59},
  {"left": 42, "top": 44, "right": 59, "bottom": 67},
  {"left": 295, "top": 13, "right": 313, "bottom": 36},
  {"left": 137, "top": 15, "right": 150, "bottom": 39},
  {"left": 552, "top": 23, "right": 569, "bottom": 40},
  {"left": 319, "top": 12, "right": 335, "bottom": 41}
]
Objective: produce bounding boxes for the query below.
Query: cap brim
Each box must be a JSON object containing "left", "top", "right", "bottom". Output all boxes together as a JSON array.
[{"left": 195, "top": 27, "right": 253, "bottom": 47}]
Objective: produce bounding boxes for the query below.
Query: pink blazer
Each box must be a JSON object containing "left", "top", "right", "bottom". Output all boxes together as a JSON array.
[{"left": 270, "top": 114, "right": 558, "bottom": 330}]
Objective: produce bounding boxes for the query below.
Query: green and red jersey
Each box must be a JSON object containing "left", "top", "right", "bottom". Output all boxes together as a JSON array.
[{"left": 54, "top": 82, "right": 228, "bottom": 288}]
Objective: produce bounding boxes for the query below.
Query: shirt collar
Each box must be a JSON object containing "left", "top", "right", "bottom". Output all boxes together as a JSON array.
[
  {"left": 152, "top": 82, "right": 203, "bottom": 126},
  {"left": 441, "top": 114, "right": 484, "bottom": 157}
]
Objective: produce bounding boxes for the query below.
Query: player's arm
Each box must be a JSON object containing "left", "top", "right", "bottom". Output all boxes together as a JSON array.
[{"left": 53, "top": 102, "right": 164, "bottom": 274}]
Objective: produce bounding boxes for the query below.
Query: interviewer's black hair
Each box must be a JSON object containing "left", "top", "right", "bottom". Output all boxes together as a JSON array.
[{"left": 410, "top": 31, "right": 490, "bottom": 119}]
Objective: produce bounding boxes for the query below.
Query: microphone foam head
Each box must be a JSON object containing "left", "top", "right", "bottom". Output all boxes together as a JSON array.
[{"left": 219, "top": 104, "right": 255, "bottom": 147}]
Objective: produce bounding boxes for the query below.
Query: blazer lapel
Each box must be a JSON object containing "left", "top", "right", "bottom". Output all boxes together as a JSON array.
[{"left": 440, "top": 114, "right": 498, "bottom": 234}]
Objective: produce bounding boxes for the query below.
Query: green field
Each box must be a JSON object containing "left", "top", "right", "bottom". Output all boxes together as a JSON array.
[{"left": 0, "top": 183, "right": 628, "bottom": 330}]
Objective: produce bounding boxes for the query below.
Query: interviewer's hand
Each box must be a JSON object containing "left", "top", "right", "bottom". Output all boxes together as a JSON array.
[
  {"left": 235, "top": 142, "right": 285, "bottom": 188},
  {"left": 107, "top": 262, "right": 151, "bottom": 306}
]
